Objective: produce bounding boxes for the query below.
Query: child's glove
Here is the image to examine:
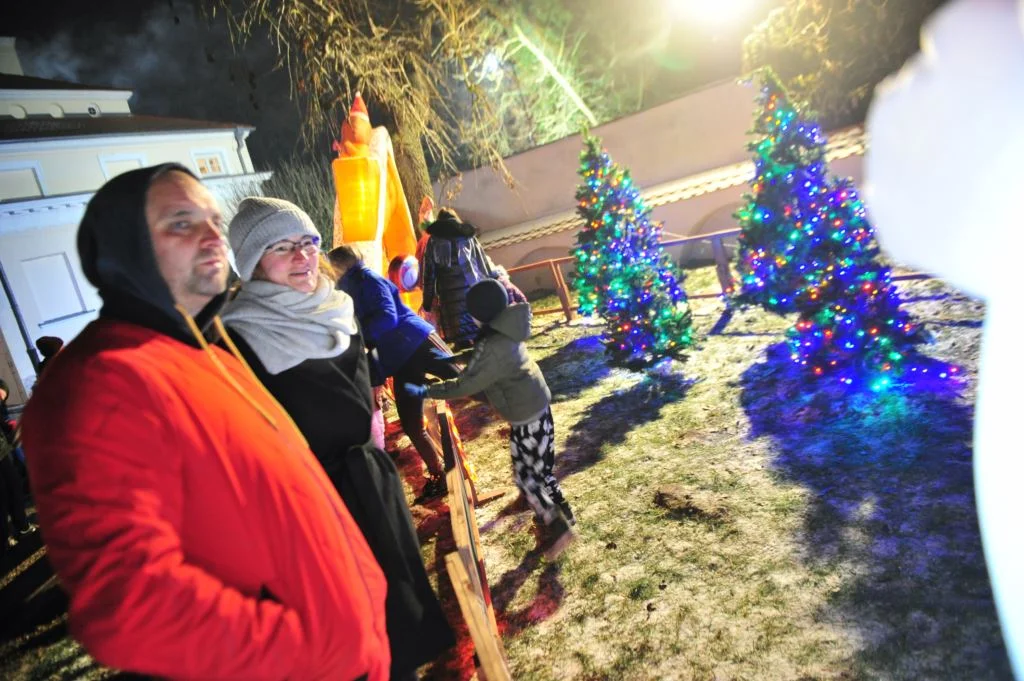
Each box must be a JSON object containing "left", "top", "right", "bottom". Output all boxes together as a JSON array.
[{"left": 404, "top": 383, "right": 429, "bottom": 398}]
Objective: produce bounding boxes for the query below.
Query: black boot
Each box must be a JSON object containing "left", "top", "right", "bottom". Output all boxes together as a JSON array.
[
  {"left": 421, "top": 474, "right": 447, "bottom": 500},
  {"left": 557, "top": 499, "right": 576, "bottom": 526}
]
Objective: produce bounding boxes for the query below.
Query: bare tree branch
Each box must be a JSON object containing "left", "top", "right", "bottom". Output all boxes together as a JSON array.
[{"left": 742, "top": 0, "right": 946, "bottom": 127}]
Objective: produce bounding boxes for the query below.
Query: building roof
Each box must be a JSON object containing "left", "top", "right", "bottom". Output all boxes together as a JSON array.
[
  {"left": 0, "top": 114, "right": 254, "bottom": 142},
  {"left": 0, "top": 72, "right": 130, "bottom": 93},
  {"left": 480, "top": 125, "right": 868, "bottom": 251}
]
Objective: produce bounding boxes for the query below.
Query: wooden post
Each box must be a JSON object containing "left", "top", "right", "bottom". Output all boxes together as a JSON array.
[
  {"left": 440, "top": 399, "right": 511, "bottom": 681},
  {"left": 549, "top": 260, "right": 575, "bottom": 322},
  {"left": 711, "top": 236, "right": 735, "bottom": 296},
  {"left": 445, "top": 553, "right": 513, "bottom": 681}
]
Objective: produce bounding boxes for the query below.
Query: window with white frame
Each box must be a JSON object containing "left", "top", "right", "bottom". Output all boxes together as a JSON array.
[{"left": 193, "top": 151, "right": 228, "bottom": 177}]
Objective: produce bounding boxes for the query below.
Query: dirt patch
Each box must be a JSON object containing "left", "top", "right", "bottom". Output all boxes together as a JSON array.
[{"left": 654, "top": 484, "right": 730, "bottom": 523}]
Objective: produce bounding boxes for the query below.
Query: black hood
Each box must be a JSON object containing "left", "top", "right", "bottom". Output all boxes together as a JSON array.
[
  {"left": 78, "top": 163, "right": 228, "bottom": 346},
  {"left": 426, "top": 214, "right": 478, "bottom": 239}
]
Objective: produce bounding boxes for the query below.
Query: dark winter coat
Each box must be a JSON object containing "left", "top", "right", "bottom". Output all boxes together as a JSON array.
[
  {"left": 427, "top": 303, "right": 551, "bottom": 425},
  {"left": 0, "top": 382, "right": 14, "bottom": 449},
  {"left": 229, "top": 328, "right": 455, "bottom": 678},
  {"left": 422, "top": 215, "right": 494, "bottom": 348},
  {"left": 0, "top": 393, "right": 12, "bottom": 462},
  {"left": 338, "top": 261, "right": 435, "bottom": 378}
]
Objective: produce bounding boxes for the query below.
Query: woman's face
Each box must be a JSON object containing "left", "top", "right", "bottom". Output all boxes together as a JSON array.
[{"left": 254, "top": 233, "right": 321, "bottom": 293}]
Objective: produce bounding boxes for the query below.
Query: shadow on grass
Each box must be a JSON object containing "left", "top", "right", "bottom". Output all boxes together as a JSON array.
[
  {"left": 0, "top": 544, "right": 136, "bottom": 680},
  {"left": 559, "top": 369, "right": 695, "bottom": 480},
  {"left": 708, "top": 308, "right": 734, "bottom": 335},
  {"left": 740, "top": 343, "right": 1012, "bottom": 678},
  {"left": 491, "top": 550, "right": 565, "bottom": 638},
  {"left": 530, "top": 318, "right": 573, "bottom": 342},
  {"left": 901, "top": 293, "right": 961, "bottom": 303},
  {"left": 536, "top": 333, "right": 610, "bottom": 400},
  {"left": 925, "top": 318, "right": 984, "bottom": 329}
]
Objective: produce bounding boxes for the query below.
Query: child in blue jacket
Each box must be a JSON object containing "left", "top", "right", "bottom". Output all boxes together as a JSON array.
[{"left": 330, "top": 246, "right": 455, "bottom": 499}]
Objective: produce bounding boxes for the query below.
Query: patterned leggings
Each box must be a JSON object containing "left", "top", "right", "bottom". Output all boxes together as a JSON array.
[{"left": 509, "top": 407, "right": 566, "bottom": 524}]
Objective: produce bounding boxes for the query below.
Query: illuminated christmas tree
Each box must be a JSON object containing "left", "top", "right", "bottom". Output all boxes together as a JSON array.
[
  {"left": 786, "top": 179, "right": 957, "bottom": 389},
  {"left": 734, "top": 71, "right": 831, "bottom": 313},
  {"left": 572, "top": 134, "right": 693, "bottom": 365},
  {"left": 736, "top": 72, "right": 957, "bottom": 389}
]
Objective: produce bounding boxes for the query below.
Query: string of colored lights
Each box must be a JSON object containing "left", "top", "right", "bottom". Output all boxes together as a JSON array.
[{"left": 572, "top": 135, "right": 693, "bottom": 365}]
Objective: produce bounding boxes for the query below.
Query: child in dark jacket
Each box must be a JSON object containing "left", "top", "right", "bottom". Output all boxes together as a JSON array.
[{"left": 406, "top": 279, "right": 576, "bottom": 558}]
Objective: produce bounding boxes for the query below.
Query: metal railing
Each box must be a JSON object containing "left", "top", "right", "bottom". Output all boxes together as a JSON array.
[{"left": 505, "top": 227, "right": 930, "bottom": 323}]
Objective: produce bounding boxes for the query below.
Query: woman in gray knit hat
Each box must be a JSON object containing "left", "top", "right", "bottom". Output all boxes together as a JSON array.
[{"left": 221, "top": 196, "right": 454, "bottom": 680}]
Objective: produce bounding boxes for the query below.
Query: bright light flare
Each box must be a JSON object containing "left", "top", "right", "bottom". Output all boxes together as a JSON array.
[
  {"left": 481, "top": 51, "right": 502, "bottom": 77},
  {"left": 670, "top": 0, "right": 760, "bottom": 26}
]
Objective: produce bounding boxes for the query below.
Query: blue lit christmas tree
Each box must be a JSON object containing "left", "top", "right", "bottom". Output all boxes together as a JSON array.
[
  {"left": 786, "top": 180, "right": 957, "bottom": 389},
  {"left": 734, "top": 71, "right": 831, "bottom": 313},
  {"left": 573, "top": 134, "right": 693, "bottom": 365},
  {"left": 737, "top": 71, "right": 957, "bottom": 389}
]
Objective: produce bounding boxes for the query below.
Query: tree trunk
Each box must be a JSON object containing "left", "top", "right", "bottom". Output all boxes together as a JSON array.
[{"left": 379, "top": 100, "right": 433, "bottom": 236}]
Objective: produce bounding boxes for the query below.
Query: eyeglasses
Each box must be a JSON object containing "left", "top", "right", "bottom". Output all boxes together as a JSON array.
[{"left": 264, "top": 235, "right": 321, "bottom": 257}]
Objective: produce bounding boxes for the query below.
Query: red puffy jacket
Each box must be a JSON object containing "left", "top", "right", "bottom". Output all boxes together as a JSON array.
[{"left": 23, "top": 319, "right": 390, "bottom": 680}]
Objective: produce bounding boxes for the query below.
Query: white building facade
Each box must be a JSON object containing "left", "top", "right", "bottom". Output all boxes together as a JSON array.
[{"left": 0, "top": 38, "right": 270, "bottom": 405}]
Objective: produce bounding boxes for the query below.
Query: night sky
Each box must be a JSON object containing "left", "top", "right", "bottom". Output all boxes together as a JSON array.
[
  {"left": 5, "top": 0, "right": 301, "bottom": 167},
  {"left": 4, "top": 0, "right": 779, "bottom": 171}
]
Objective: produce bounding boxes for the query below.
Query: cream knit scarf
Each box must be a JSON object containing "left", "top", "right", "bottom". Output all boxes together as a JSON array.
[{"left": 221, "top": 275, "right": 358, "bottom": 375}]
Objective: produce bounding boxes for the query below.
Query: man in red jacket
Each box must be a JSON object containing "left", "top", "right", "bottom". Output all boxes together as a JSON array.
[{"left": 21, "top": 164, "right": 390, "bottom": 680}]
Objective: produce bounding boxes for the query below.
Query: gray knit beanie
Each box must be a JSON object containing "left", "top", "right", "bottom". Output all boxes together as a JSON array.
[{"left": 228, "top": 197, "right": 320, "bottom": 281}]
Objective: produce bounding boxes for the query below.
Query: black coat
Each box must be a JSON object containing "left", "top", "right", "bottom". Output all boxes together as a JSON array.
[
  {"left": 229, "top": 329, "right": 454, "bottom": 677},
  {"left": 422, "top": 215, "right": 494, "bottom": 349},
  {"left": 0, "top": 395, "right": 14, "bottom": 448}
]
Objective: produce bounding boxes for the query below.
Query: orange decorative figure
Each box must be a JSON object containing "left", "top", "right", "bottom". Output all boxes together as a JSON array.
[{"left": 331, "top": 92, "right": 422, "bottom": 309}]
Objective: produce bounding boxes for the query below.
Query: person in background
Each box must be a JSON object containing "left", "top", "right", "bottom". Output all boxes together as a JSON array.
[
  {"left": 21, "top": 166, "right": 389, "bottom": 680},
  {"left": 489, "top": 262, "right": 529, "bottom": 306},
  {"left": 34, "top": 336, "right": 64, "bottom": 378},
  {"left": 414, "top": 196, "right": 435, "bottom": 297},
  {"left": 330, "top": 245, "right": 457, "bottom": 500},
  {"left": 223, "top": 197, "right": 454, "bottom": 680},
  {"left": 421, "top": 208, "right": 495, "bottom": 350},
  {"left": 406, "top": 279, "right": 577, "bottom": 559},
  {"left": 0, "top": 378, "right": 34, "bottom": 560}
]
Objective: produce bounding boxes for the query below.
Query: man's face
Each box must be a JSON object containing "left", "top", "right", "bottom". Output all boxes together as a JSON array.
[{"left": 145, "top": 172, "right": 228, "bottom": 315}]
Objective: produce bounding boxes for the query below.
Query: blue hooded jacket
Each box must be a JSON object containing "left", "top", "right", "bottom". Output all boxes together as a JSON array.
[{"left": 338, "top": 261, "right": 435, "bottom": 377}]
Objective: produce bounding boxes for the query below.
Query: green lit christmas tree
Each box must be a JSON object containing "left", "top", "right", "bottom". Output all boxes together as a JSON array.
[{"left": 572, "top": 134, "right": 693, "bottom": 365}]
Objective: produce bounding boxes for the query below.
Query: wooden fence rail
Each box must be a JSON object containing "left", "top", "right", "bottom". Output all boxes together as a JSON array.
[
  {"left": 504, "top": 227, "right": 929, "bottom": 323},
  {"left": 437, "top": 401, "right": 513, "bottom": 681}
]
